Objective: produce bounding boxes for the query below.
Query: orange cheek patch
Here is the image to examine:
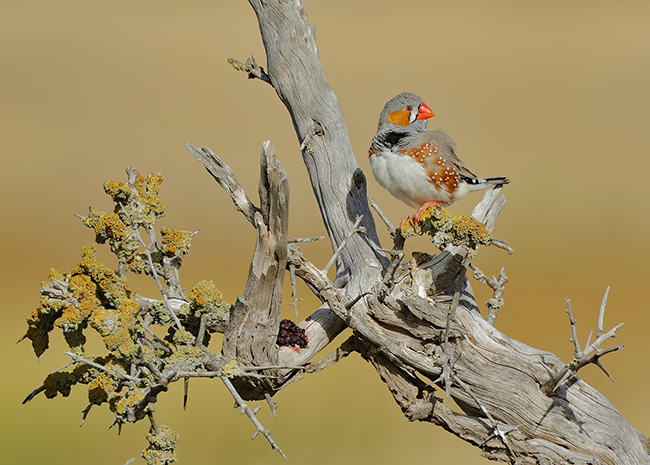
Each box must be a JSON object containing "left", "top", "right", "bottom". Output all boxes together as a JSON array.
[{"left": 387, "top": 109, "right": 410, "bottom": 126}]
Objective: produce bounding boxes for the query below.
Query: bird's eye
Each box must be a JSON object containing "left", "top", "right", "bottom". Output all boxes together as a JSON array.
[{"left": 406, "top": 106, "right": 413, "bottom": 112}]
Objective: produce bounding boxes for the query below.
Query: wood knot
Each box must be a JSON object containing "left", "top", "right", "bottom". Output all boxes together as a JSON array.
[{"left": 352, "top": 168, "right": 366, "bottom": 190}]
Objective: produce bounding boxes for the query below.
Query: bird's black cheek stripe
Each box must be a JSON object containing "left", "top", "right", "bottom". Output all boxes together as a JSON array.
[{"left": 381, "top": 131, "right": 410, "bottom": 148}]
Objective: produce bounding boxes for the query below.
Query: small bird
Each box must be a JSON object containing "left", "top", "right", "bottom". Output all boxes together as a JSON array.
[{"left": 369, "top": 92, "right": 508, "bottom": 229}]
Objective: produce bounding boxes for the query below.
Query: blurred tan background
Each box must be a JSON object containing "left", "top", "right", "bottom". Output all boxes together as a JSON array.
[{"left": 2, "top": 1, "right": 649, "bottom": 464}]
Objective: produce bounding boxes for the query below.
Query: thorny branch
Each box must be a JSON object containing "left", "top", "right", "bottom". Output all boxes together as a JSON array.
[
  {"left": 470, "top": 264, "right": 508, "bottom": 326},
  {"left": 543, "top": 287, "right": 624, "bottom": 394},
  {"left": 119, "top": 203, "right": 182, "bottom": 330},
  {"left": 221, "top": 376, "right": 287, "bottom": 459}
]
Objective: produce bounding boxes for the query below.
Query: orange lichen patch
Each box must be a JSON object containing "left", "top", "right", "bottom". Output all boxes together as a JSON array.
[
  {"left": 159, "top": 227, "right": 192, "bottom": 257},
  {"left": 387, "top": 108, "right": 411, "bottom": 126},
  {"left": 401, "top": 205, "right": 491, "bottom": 252},
  {"left": 142, "top": 424, "right": 179, "bottom": 465},
  {"left": 82, "top": 210, "right": 138, "bottom": 261},
  {"left": 43, "top": 371, "right": 79, "bottom": 398},
  {"left": 221, "top": 359, "right": 243, "bottom": 378},
  {"left": 104, "top": 180, "right": 137, "bottom": 204},
  {"left": 127, "top": 252, "right": 151, "bottom": 275},
  {"left": 170, "top": 328, "right": 195, "bottom": 345},
  {"left": 111, "top": 386, "right": 149, "bottom": 422},
  {"left": 87, "top": 371, "right": 120, "bottom": 405},
  {"left": 104, "top": 172, "right": 165, "bottom": 229},
  {"left": 165, "top": 344, "right": 206, "bottom": 370},
  {"left": 451, "top": 214, "right": 491, "bottom": 249},
  {"left": 89, "top": 298, "right": 142, "bottom": 357},
  {"left": 72, "top": 245, "right": 131, "bottom": 305},
  {"left": 42, "top": 268, "right": 66, "bottom": 288},
  {"left": 55, "top": 275, "right": 100, "bottom": 331},
  {"left": 83, "top": 211, "right": 129, "bottom": 243},
  {"left": 190, "top": 280, "right": 222, "bottom": 306},
  {"left": 135, "top": 173, "right": 165, "bottom": 224},
  {"left": 190, "top": 280, "right": 230, "bottom": 326}
]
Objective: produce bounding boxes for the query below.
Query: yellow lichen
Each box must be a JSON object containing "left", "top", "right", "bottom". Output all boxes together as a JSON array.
[
  {"left": 221, "top": 360, "right": 243, "bottom": 378},
  {"left": 24, "top": 168, "right": 218, "bottom": 457},
  {"left": 88, "top": 371, "right": 119, "bottom": 405},
  {"left": 190, "top": 280, "right": 230, "bottom": 326},
  {"left": 165, "top": 344, "right": 206, "bottom": 372},
  {"left": 159, "top": 227, "right": 192, "bottom": 257},
  {"left": 110, "top": 386, "right": 148, "bottom": 420},
  {"left": 72, "top": 245, "right": 131, "bottom": 306},
  {"left": 104, "top": 180, "right": 137, "bottom": 204},
  {"left": 82, "top": 210, "right": 138, "bottom": 261},
  {"left": 89, "top": 299, "right": 142, "bottom": 358},
  {"left": 142, "top": 424, "right": 179, "bottom": 465},
  {"left": 401, "top": 205, "right": 492, "bottom": 251}
]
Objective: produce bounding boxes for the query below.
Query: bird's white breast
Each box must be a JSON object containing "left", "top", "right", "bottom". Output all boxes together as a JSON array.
[{"left": 369, "top": 149, "right": 452, "bottom": 207}]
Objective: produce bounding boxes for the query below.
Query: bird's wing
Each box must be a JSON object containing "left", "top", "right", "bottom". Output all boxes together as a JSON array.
[{"left": 426, "top": 130, "right": 479, "bottom": 180}]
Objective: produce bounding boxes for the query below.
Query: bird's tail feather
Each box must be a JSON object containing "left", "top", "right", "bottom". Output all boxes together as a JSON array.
[{"left": 483, "top": 176, "right": 509, "bottom": 185}]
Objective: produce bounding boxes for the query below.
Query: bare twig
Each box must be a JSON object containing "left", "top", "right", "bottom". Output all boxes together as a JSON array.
[
  {"left": 185, "top": 143, "right": 259, "bottom": 227},
  {"left": 221, "top": 376, "right": 287, "bottom": 459},
  {"left": 368, "top": 197, "right": 396, "bottom": 232},
  {"left": 470, "top": 264, "right": 508, "bottom": 326},
  {"left": 63, "top": 351, "right": 141, "bottom": 382},
  {"left": 543, "top": 287, "right": 624, "bottom": 394},
  {"left": 287, "top": 263, "right": 301, "bottom": 318},
  {"left": 147, "top": 411, "right": 160, "bottom": 435},
  {"left": 491, "top": 238, "right": 513, "bottom": 255},
  {"left": 22, "top": 385, "right": 46, "bottom": 404},
  {"left": 195, "top": 314, "right": 207, "bottom": 348},
  {"left": 228, "top": 56, "right": 273, "bottom": 84},
  {"left": 183, "top": 377, "right": 189, "bottom": 411},
  {"left": 265, "top": 392, "right": 278, "bottom": 418},
  {"left": 304, "top": 335, "right": 359, "bottom": 375},
  {"left": 322, "top": 215, "right": 364, "bottom": 274},
  {"left": 288, "top": 236, "right": 325, "bottom": 243}
]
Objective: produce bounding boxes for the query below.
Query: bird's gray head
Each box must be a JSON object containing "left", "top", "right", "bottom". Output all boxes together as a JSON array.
[{"left": 377, "top": 92, "right": 434, "bottom": 133}]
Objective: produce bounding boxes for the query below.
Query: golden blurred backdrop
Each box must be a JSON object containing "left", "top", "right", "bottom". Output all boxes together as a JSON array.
[{"left": 2, "top": 1, "right": 649, "bottom": 464}]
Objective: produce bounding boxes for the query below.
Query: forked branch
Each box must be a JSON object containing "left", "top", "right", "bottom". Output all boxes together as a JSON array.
[{"left": 543, "top": 287, "right": 624, "bottom": 394}]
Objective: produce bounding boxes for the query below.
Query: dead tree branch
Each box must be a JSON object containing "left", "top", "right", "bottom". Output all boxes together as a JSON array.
[
  {"left": 206, "top": 1, "right": 648, "bottom": 463},
  {"left": 543, "top": 287, "right": 624, "bottom": 395}
]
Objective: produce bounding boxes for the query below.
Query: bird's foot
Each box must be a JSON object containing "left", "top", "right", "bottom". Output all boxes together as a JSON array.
[
  {"left": 399, "top": 201, "right": 444, "bottom": 236},
  {"left": 411, "top": 201, "right": 444, "bottom": 228}
]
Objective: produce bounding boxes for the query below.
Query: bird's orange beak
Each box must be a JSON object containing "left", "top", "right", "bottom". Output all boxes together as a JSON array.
[{"left": 417, "top": 103, "right": 435, "bottom": 120}]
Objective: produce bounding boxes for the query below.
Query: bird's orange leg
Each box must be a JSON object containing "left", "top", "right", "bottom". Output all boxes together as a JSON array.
[{"left": 410, "top": 201, "right": 444, "bottom": 228}]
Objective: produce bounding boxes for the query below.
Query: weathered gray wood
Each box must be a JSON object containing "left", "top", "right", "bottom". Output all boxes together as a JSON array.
[
  {"left": 249, "top": 0, "right": 387, "bottom": 287},
  {"left": 192, "top": 1, "right": 650, "bottom": 463},
  {"left": 189, "top": 141, "right": 289, "bottom": 399}
]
